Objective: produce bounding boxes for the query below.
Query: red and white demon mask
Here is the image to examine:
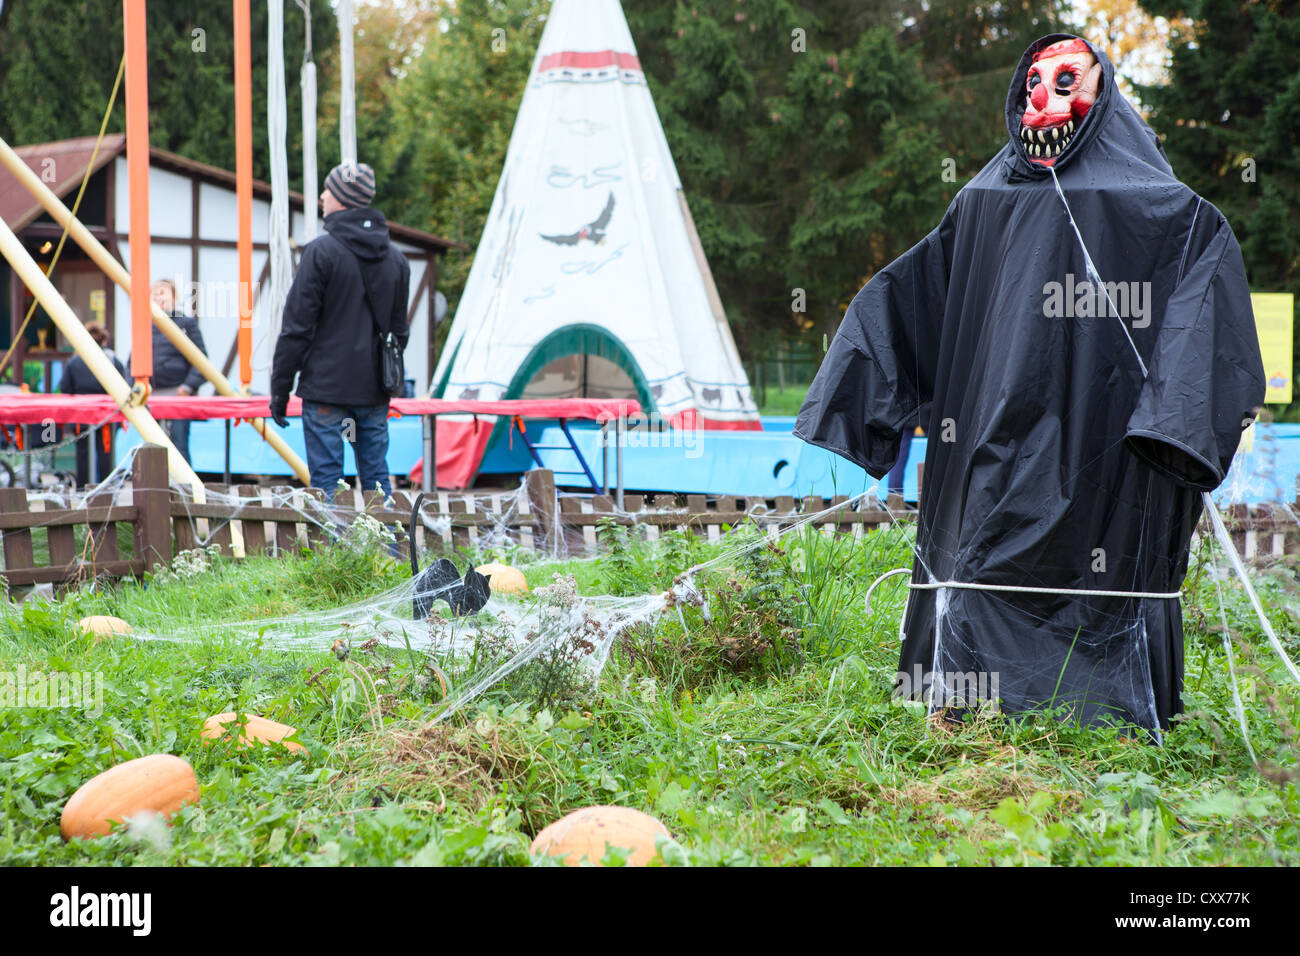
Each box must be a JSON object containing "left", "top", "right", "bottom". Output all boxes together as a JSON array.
[{"left": 1021, "top": 38, "right": 1102, "bottom": 166}]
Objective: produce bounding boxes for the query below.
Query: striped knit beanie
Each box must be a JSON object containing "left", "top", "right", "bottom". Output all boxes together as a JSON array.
[{"left": 325, "top": 161, "right": 376, "bottom": 209}]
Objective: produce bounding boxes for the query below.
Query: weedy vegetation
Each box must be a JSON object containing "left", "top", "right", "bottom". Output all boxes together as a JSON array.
[{"left": 1, "top": 512, "right": 1297, "bottom": 866}]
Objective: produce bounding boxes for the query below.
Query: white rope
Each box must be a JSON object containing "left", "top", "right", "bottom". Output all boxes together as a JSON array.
[
  {"left": 1211, "top": 549, "right": 1260, "bottom": 767},
  {"left": 1203, "top": 491, "right": 1300, "bottom": 685},
  {"left": 1049, "top": 164, "right": 1300, "bottom": 690},
  {"left": 1048, "top": 166, "right": 1147, "bottom": 377},
  {"left": 864, "top": 567, "right": 1178, "bottom": 614},
  {"left": 912, "top": 580, "right": 1180, "bottom": 599},
  {"left": 864, "top": 567, "right": 909, "bottom": 615}
]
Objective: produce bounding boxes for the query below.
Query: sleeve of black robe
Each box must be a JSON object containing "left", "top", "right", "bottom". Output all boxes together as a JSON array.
[
  {"left": 793, "top": 209, "right": 953, "bottom": 478},
  {"left": 1125, "top": 206, "right": 1266, "bottom": 492}
]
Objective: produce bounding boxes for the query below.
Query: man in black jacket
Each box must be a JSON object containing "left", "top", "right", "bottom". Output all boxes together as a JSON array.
[
  {"left": 131, "top": 279, "right": 209, "bottom": 464},
  {"left": 270, "top": 161, "right": 410, "bottom": 498}
]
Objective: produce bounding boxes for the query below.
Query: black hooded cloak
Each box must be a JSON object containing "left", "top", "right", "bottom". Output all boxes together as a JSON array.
[{"left": 794, "top": 35, "right": 1265, "bottom": 733}]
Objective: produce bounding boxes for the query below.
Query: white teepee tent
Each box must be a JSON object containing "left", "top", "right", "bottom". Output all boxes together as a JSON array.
[{"left": 429, "top": 0, "right": 760, "bottom": 484}]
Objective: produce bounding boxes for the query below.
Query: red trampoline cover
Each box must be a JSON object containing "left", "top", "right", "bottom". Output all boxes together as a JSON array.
[{"left": 0, "top": 394, "right": 640, "bottom": 425}]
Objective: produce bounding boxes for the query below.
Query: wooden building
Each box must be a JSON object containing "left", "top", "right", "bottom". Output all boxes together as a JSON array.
[{"left": 0, "top": 135, "right": 462, "bottom": 395}]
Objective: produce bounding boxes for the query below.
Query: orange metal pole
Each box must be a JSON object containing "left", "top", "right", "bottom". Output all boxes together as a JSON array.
[
  {"left": 123, "top": 0, "right": 152, "bottom": 386},
  {"left": 234, "top": 0, "right": 253, "bottom": 389}
]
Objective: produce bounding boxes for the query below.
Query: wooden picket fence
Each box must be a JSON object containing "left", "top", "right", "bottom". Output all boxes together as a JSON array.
[{"left": 1, "top": 444, "right": 1297, "bottom": 591}]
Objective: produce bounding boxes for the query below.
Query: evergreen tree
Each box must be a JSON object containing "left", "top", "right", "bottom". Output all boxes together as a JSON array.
[
  {"left": 1136, "top": 0, "right": 1300, "bottom": 410},
  {"left": 627, "top": 0, "right": 1064, "bottom": 355},
  {"left": 0, "top": 0, "right": 335, "bottom": 187}
]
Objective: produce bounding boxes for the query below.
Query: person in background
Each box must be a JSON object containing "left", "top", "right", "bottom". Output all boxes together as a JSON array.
[
  {"left": 132, "top": 279, "right": 209, "bottom": 464},
  {"left": 887, "top": 419, "right": 921, "bottom": 503},
  {"left": 60, "top": 322, "right": 125, "bottom": 487},
  {"left": 270, "top": 161, "right": 410, "bottom": 499}
]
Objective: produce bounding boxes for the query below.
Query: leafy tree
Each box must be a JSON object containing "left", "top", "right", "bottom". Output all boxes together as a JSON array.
[{"left": 374, "top": 0, "right": 549, "bottom": 314}]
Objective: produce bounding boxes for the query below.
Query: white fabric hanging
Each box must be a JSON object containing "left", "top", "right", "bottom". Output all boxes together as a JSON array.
[
  {"left": 265, "top": 0, "right": 293, "bottom": 367},
  {"left": 300, "top": 58, "right": 318, "bottom": 241},
  {"left": 338, "top": 0, "right": 357, "bottom": 165},
  {"left": 295, "top": 0, "right": 317, "bottom": 240}
]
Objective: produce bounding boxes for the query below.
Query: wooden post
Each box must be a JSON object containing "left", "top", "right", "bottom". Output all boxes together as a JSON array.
[
  {"left": 304, "top": 488, "right": 327, "bottom": 549},
  {"left": 237, "top": 484, "right": 268, "bottom": 555},
  {"left": 0, "top": 487, "right": 35, "bottom": 580},
  {"left": 525, "top": 468, "right": 557, "bottom": 554},
  {"left": 132, "top": 444, "right": 171, "bottom": 572},
  {"left": 271, "top": 484, "right": 299, "bottom": 554},
  {"left": 208, "top": 483, "right": 235, "bottom": 556}
]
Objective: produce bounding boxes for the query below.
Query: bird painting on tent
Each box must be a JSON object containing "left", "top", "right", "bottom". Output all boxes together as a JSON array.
[{"left": 541, "top": 192, "right": 615, "bottom": 246}]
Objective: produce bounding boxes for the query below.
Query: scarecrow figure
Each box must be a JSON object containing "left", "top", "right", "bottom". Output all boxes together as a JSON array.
[{"left": 795, "top": 35, "right": 1265, "bottom": 734}]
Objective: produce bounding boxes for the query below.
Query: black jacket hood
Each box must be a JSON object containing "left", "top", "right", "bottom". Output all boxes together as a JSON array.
[
  {"left": 325, "top": 207, "right": 392, "bottom": 260},
  {"left": 1001, "top": 34, "right": 1120, "bottom": 181}
]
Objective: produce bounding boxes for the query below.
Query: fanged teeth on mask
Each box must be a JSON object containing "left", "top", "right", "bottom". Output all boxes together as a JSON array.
[{"left": 1022, "top": 124, "right": 1072, "bottom": 157}]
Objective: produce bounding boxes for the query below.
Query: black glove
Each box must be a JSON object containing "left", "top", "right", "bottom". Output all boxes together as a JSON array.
[{"left": 270, "top": 395, "right": 289, "bottom": 428}]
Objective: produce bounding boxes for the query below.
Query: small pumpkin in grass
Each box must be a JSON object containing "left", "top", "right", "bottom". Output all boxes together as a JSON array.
[
  {"left": 61, "top": 754, "right": 200, "bottom": 841},
  {"left": 474, "top": 562, "right": 529, "bottom": 595},
  {"left": 77, "top": 615, "right": 133, "bottom": 640},
  {"left": 201, "top": 712, "right": 308, "bottom": 755},
  {"left": 530, "top": 806, "right": 671, "bottom": 866}
]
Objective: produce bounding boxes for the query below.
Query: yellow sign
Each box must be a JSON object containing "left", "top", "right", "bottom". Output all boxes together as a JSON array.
[
  {"left": 1253, "top": 293, "right": 1294, "bottom": 404},
  {"left": 88, "top": 289, "right": 106, "bottom": 321}
]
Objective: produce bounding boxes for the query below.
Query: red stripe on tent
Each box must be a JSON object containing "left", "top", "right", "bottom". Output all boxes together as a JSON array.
[{"left": 537, "top": 50, "right": 642, "bottom": 74}]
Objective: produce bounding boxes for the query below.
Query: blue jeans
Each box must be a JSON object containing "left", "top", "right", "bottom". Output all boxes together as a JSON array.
[
  {"left": 887, "top": 427, "right": 914, "bottom": 498},
  {"left": 153, "top": 386, "right": 192, "bottom": 464},
  {"left": 167, "top": 418, "right": 192, "bottom": 465},
  {"left": 300, "top": 400, "right": 392, "bottom": 500}
]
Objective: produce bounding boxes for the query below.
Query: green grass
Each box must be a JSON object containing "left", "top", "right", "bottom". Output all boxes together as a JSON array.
[
  {"left": 1, "top": 520, "right": 1298, "bottom": 866},
  {"left": 757, "top": 385, "right": 810, "bottom": 417}
]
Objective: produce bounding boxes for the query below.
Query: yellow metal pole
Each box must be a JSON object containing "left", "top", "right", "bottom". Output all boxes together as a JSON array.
[
  {"left": 0, "top": 214, "right": 201, "bottom": 493},
  {"left": 0, "top": 136, "right": 310, "bottom": 484}
]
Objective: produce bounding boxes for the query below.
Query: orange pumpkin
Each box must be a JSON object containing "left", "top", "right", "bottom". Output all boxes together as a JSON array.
[
  {"left": 530, "top": 806, "right": 671, "bottom": 866},
  {"left": 77, "top": 615, "right": 133, "bottom": 640},
  {"left": 200, "top": 712, "right": 308, "bottom": 755},
  {"left": 474, "top": 562, "right": 530, "bottom": 594},
  {"left": 61, "top": 754, "right": 200, "bottom": 841}
]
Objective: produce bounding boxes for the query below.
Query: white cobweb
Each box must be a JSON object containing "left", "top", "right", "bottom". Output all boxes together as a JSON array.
[{"left": 12, "top": 438, "right": 1300, "bottom": 762}]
